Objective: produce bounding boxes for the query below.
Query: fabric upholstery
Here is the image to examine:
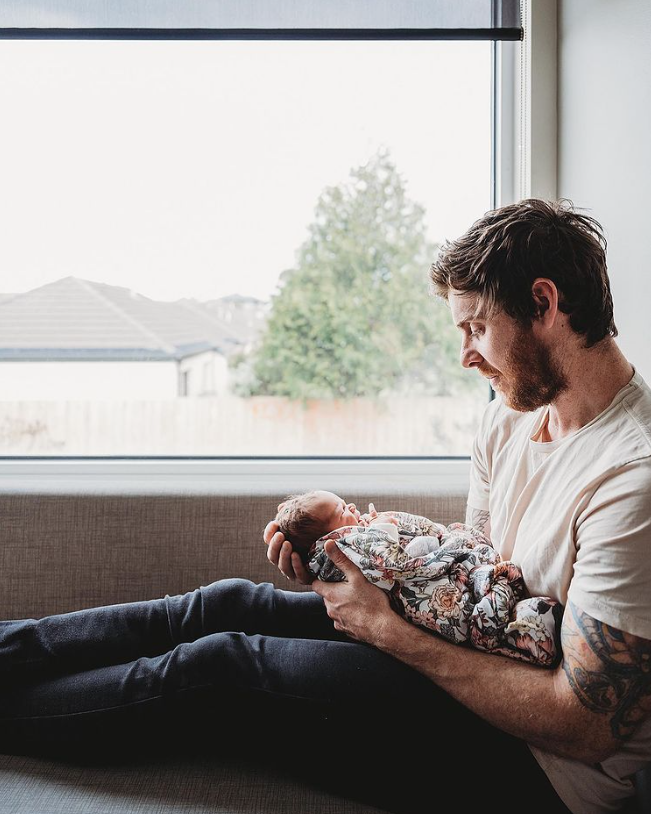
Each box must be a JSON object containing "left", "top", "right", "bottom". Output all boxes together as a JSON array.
[
  {"left": 0, "top": 753, "right": 385, "bottom": 813},
  {"left": 0, "top": 490, "right": 465, "bottom": 618},
  {"left": 0, "top": 486, "right": 466, "bottom": 813}
]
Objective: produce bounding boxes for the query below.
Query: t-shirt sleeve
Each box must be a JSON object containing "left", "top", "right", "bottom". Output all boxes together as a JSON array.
[
  {"left": 568, "top": 458, "right": 651, "bottom": 641},
  {"left": 467, "top": 400, "right": 498, "bottom": 512}
]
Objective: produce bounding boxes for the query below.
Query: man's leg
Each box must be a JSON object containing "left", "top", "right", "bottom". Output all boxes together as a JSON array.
[
  {"left": 0, "top": 619, "right": 570, "bottom": 814},
  {"left": 0, "top": 578, "right": 342, "bottom": 682},
  {"left": 0, "top": 581, "right": 571, "bottom": 813}
]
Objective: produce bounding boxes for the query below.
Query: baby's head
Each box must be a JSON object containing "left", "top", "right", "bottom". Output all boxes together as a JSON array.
[{"left": 275, "top": 490, "right": 361, "bottom": 559}]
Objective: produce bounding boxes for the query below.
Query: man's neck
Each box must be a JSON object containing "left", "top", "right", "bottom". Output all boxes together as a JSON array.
[{"left": 544, "top": 340, "right": 634, "bottom": 442}]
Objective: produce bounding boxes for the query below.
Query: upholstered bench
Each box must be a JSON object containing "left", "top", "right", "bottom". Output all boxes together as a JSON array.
[{"left": 0, "top": 482, "right": 648, "bottom": 813}]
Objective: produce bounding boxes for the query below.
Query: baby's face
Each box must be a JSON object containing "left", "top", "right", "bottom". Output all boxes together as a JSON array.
[{"left": 313, "top": 490, "right": 360, "bottom": 533}]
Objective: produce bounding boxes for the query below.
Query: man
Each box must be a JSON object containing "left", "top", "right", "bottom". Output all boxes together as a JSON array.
[
  {"left": 265, "top": 199, "right": 651, "bottom": 813},
  {"left": 0, "top": 200, "right": 646, "bottom": 814}
]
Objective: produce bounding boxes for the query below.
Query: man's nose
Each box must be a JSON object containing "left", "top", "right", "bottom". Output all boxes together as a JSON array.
[{"left": 460, "top": 341, "right": 483, "bottom": 369}]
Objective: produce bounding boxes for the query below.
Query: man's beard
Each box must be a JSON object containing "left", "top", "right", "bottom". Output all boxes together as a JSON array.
[{"left": 482, "top": 328, "right": 567, "bottom": 412}]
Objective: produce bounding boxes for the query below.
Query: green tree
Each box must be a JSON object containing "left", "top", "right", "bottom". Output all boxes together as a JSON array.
[{"left": 235, "top": 151, "right": 476, "bottom": 400}]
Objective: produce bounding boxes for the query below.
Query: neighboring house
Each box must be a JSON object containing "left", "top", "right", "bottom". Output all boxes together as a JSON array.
[
  {"left": 196, "top": 294, "right": 268, "bottom": 345},
  {"left": 0, "top": 277, "right": 260, "bottom": 400},
  {"left": 176, "top": 294, "right": 268, "bottom": 354}
]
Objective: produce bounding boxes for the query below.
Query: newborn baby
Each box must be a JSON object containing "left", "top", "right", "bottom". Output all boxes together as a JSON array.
[
  {"left": 275, "top": 489, "right": 443, "bottom": 560},
  {"left": 274, "top": 490, "right": 563, "bottom": 668}
]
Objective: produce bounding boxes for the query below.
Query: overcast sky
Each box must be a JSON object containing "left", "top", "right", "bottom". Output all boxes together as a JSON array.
[{"left": 0, "top": 40, "right": 491, "bottom": 303}]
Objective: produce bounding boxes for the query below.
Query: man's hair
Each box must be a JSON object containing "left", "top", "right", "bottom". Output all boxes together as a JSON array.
[
  {"left": 429, "top": 198, "right": 617, "bottom": 347},
  {"left": 274, "top": 491, "right": 328, "bottom": 558}
]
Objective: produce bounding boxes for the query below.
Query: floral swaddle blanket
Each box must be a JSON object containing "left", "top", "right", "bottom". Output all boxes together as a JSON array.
[{"left": 308, "top": 513, "right": 563, "bottom": 668}]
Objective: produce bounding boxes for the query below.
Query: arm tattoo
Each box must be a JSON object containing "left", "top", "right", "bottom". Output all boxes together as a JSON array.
[
  {"left": 562, "top": 601, "right": 651, "bottom": 742},
  {"left": 466, "top": 506, "right": 491, "bottom": 537}
]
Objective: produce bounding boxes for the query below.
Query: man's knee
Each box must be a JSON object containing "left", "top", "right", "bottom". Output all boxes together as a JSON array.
[{"left": 199, "top": 577, "right": 272, "bottom": 605}]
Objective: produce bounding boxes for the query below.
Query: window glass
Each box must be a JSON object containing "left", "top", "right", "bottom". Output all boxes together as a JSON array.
[{"left": 0, "top": 40, "right": 491, "bottom": 456}]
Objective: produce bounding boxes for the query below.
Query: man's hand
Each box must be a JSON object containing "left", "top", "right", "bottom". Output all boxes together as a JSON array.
[
  {"left": 311, "top": 539, "right": 396, "bottom": 645},
  {"left": 263, "top": 519, "right": 313, "bottom": 584}
]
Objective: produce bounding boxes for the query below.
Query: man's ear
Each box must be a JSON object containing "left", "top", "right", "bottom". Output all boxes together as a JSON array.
[
  {"left": 531, "top": 278, "right": 559, "bottom": 324},
  {"left": 535, "top": 294, "right": 549, "bottom": 317}
]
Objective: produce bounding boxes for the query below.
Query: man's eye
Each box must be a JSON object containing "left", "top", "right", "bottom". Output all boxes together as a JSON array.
[{"left": 469, "top": 326, "right": 484, "bottom": 337}]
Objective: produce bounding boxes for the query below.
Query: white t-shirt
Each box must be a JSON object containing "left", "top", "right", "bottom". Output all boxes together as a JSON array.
[{"left": 467, "top": 368, "right": 651, "bottom": 814}]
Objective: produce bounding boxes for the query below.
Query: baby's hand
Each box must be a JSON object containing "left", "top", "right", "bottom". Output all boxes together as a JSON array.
[{"left": 358, "top": 502, "right": 377, "bottom": 527}]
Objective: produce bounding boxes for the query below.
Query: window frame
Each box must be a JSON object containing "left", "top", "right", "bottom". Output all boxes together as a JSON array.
[{"left": 0, "top": 4, "right": 558, "bottom": 483}]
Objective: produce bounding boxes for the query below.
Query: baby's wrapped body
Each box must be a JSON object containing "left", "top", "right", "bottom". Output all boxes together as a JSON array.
[{"left": 308, "top": 513, "right": 563, "bottom": 668}]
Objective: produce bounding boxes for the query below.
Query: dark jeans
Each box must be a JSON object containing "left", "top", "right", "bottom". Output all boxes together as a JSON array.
[{"left": 0, "top": 579, "right": 571, "bottom": 813}]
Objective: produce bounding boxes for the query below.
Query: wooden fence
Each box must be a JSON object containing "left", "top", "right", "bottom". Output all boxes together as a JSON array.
[{"left": 0, "top": 395, "right": 485, "bottom": 456}]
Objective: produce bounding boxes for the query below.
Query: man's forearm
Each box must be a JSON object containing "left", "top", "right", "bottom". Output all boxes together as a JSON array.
[{"left": 374, "top": 612, "right": 599, "bottom": 761}]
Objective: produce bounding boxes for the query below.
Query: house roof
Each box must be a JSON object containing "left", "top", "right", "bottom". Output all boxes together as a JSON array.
[{"left": 0, "top": 276, "right": 246, "bottom": 361}]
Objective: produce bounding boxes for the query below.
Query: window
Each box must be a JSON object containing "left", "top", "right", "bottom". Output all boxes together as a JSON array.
[{"left": 0, "top": 5, "right": 521, "bottom": 459}]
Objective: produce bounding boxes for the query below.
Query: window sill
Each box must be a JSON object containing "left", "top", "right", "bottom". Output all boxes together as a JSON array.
[{"left": 0, "top": 457, "right": 471, "bottom": 496}]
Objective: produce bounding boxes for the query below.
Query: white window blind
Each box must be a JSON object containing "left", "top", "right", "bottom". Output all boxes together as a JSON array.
[{"left": 0, "top": 1, "right": 521, "bottom": 40}]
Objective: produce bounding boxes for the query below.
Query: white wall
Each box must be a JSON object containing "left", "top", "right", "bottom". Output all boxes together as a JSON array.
[
  {"left": 558, "top": 0, "right": 651, "bottom": 380},
  {"left": 178, "top": 350, "right": 229, "bottom": 397},
  {"left": 0, "top": 361, "right": 178, "bottom": 399}
]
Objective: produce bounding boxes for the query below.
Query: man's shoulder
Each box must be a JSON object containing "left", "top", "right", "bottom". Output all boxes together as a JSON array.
[
  {"left": 588, "top": 370, "right": 651, "bottom": 469},
  {"left": 622, "top": 370, "right": 651, "bottom": 449},
  {"left": 477, "top": 370, "right": 651, "bottom": 462}
]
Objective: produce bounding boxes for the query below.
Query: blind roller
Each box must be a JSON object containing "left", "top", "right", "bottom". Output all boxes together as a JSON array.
[{"left": 0, "top": 1, "right": 521, "bottom": 40}]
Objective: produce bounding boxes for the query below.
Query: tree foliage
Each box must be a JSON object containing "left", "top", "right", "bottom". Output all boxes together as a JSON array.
[{"left": 235, "top": 151, "right": 475, "bottom": 400}]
